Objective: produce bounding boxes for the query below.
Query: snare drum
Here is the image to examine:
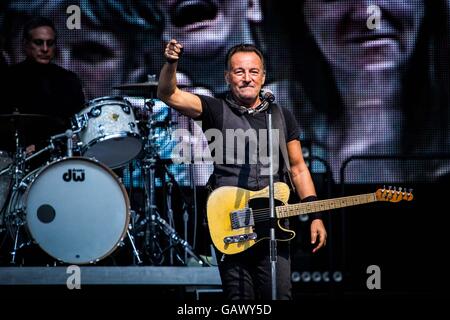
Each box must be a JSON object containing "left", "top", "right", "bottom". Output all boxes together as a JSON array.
[
  {"left": 14, "top": 157, "right": 130, "bottom": 264},
  {"left": 74, "top": 96, "right": 142, "bottom": 168}
]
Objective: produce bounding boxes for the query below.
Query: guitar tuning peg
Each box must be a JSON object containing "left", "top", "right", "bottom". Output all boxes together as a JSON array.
[
  {"left": 382, "top": 185, "right": 386, "bottom": 191},
  {"left": 398, "top": 187, "right": 402, "bottom": 192}
]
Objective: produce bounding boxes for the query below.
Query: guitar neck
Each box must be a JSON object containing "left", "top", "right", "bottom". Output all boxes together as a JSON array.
[{"left": 276, "top": 193, "right": 378, "bottom": 218}]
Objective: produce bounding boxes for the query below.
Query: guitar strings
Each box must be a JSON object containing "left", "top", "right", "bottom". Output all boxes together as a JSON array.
[
  {"left": 234, "top": 205, "right": 321, "bottom": 223},
  {"left": 231, "top": 208, "right": 285, "bottom": 223}
]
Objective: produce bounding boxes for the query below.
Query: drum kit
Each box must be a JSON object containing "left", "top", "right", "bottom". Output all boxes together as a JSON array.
[{"left": 0, "top": 80, "right": 206, "bottom": 266}]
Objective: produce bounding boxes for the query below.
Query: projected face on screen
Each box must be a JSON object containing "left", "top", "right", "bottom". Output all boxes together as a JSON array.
[
  {"left": 152, "top": 0, "right": 263, "bottom": 95},
  {"left": 4, "top": 11, "right": 130, "bottom": 100},
  {"left": 303, "top": 0, "right": 425, "bottom": 71},
  {"left": 54, "top": 22, "right": 128, "bottom": 100},
  {"left": 156, "top": 0, "right": 262, "bottom": 56},
  {"left": 296, "top": 0, "right": 442, "bottom": 184},
  {"left": 1, "top": 0, "right": 448, "bottom": 184}
]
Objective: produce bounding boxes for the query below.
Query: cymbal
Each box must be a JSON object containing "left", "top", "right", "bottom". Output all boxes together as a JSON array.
[
  {"left": 0, "top": 112, "right": 66, "bottom": 133},
  {"left": 114, "top": 80, "right": 159, "bottom": 90},
  {"left": 114, "top": 81, "right": 188, "bottom": 98},
  {"left": 113, "top": 81, "right": 158, "bottom": 98}
]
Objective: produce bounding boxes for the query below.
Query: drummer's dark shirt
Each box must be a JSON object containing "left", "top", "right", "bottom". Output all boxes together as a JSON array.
[{"left": 0, "top": 58, "right": 85, "bottom": 151}]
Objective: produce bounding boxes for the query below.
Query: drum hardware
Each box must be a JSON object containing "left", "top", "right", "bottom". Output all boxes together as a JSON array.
[
  {"left": 115, "top": 80, "right": 167, "bottom": 265},
  {"left": 8, "top": 215, "right": 30, "bottom": 265},
  {"left": 127, "top": 228, "right": 142, "bottom": 265},
  {"left": 141, "top": 101, "right": 164, "bottom": 264},
  {"left": 161, "top": 163, "right": 207, "bottom": 266},
  {"left": 1, "top": 124, "right": 58, "bottom": 264},
  {"left": 115, "top": 80, "right": 206, "bottom": 266},
  {"left": 134, "top": 96, "right": 207, "bottom": 266},
  {"left": 22, "top": 130, "right": 71, "bottom": 164},
  {"left": 2, "top": 120, "right": 31, "bottom": 264},
  {"left": 0, "top": 152, "right": 13, "bottom": 223},
  {"left": 144, "top": 97, "right": 197, "bottom": 265},
  {"left": 165, "top": 168, "right": 175, "bottom": 265}
]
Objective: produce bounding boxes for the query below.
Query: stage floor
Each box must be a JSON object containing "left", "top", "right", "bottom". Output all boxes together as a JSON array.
[{"left": 0, "top": 266, "right": 221, "bottom": 286}]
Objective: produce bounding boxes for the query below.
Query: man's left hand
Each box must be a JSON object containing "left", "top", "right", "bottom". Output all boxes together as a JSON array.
[{"left": 310, "top": 219, "right": 327, "bottom": 253}]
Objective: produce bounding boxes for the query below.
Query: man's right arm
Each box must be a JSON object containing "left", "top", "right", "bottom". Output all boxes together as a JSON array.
[{"left": 157, "top": 39, "right": 202, "bottom": 119}]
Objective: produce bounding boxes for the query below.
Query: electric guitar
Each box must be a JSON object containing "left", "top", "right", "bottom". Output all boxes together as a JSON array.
[{"left": 207, "top": 182, "right": 413, "bottom": 255}]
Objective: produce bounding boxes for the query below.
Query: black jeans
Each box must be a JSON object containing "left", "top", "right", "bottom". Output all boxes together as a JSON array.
[{"left": 216, "top": 241, "right": 292, "bottom": 300}]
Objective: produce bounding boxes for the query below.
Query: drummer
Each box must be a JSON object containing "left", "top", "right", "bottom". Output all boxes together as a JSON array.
[{"left": 0, "top": 17, "right": 85, "bottom": 155}]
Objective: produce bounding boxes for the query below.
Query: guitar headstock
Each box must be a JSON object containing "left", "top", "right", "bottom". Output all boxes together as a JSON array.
[{"left": 376, "top": 186, "right": 414, "bottom": 202}]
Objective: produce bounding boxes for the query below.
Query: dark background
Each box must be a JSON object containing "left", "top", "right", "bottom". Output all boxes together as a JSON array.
[{"left": 1, "top": 0, "right": 449, "bottom": 302}]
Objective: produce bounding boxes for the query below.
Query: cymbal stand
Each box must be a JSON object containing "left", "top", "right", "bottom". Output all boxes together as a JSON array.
[
  {"left": 154, "top": 212, "right": 207, "bottom": 266},
  {"left": 141, "top": 98, "right": 164, "bottom": 265},
  {"left": 127, "top": 228, "right": 142, "bottom": 265},
  {"left": 161, "top": 164, "right": 209, "bottom": 266},
  {"left": 165, "top": 170, "right": 175, "bottom": 265},
  {"left": 7, "top": 129, "right": 28, "bottom": 264},
  {"left": 139, "top": 97, "right": 206, "bottom": 266}
]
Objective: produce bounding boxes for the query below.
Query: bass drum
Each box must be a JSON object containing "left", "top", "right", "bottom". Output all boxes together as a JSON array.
[{"left": 21, "top": 157, "right": 130, "bottom": 264}]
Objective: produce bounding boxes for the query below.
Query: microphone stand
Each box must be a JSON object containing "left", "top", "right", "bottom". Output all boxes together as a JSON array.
[
  {"left": 186, "top": 117, "right": 198, "bottom": 263},
  {"left": 266, "top": 106, "right": 277, "bottom": 300}
]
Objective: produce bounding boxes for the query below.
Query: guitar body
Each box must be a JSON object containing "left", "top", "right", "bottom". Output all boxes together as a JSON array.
[{"left": 207, "top": 182, "right": 295, "bottom": 255}]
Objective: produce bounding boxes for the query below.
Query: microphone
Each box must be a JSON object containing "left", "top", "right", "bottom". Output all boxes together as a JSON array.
[
  {"left": 248, "top": 89, "right": 275, "bottom": 115},
  {"left": 262, "top": 89, "right": 275, "bottom": 103}
]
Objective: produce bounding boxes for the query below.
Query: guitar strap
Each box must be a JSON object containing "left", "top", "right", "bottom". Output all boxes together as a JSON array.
[{"left": 270, "top": 103, "right": 296, "bottom": 193}]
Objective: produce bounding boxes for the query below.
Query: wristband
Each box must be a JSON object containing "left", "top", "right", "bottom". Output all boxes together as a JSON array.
[{"left": 301, "top": 195, "right": 323, "bottom": 221}]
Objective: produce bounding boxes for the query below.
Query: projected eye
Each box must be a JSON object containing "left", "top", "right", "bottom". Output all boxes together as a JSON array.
[
  {"left": 31, "top": 39, "right": 55, "bottom": 47},
  {"left": 71, "top": 41, "right": 115, "bottom": 64}
]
